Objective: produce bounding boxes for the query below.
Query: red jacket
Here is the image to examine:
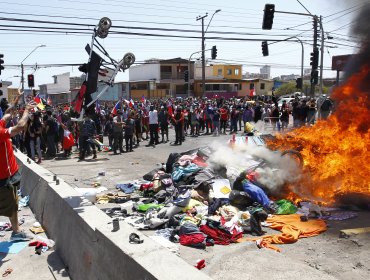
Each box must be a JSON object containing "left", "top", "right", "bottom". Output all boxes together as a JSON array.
[
  {"left": 0, "top": 120, "right": 19, "bottom": 179},
  {"left": 220, "top": 108, "right": 228, "bottom": 121}
]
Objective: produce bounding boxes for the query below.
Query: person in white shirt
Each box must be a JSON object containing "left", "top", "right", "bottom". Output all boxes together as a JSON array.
[{"left": 146, "top": 105, "right": 159, "bottom": 147}]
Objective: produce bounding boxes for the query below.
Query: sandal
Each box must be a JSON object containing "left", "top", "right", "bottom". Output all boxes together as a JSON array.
[{"left": 2, "top": 268, "right": 13, "bottom": 277}]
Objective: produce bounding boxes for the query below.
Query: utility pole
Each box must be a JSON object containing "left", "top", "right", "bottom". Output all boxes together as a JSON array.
[
  {"left": 21, "top": 63, "right": 24, "bottom": 92},
  {"left": 310, "top": 16, "right": 318, "bottom": 97},
  {"left": 319, "top": 15, "right": 324, "bottom": 95},
  {"left": 197, "top": 13, "right": 208, "bottom": 97}
]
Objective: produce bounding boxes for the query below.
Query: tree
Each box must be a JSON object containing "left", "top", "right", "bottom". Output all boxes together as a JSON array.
[{"left": 274, "top": 82, "right": 297, "bottom": 97}]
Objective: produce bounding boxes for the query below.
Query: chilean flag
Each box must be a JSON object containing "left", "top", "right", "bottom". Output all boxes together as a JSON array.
[
  {"left": 141, "top": 96, "right": 146, "bottom": 103},
  {"left": 63, "top": 130, "right": 75, "bottom": 150},
  {"left": 111, "top": 100, "right": 121, "bottom": 115},
  {"left": 124, "top": 99, "right": 134, "bottom": 108}
]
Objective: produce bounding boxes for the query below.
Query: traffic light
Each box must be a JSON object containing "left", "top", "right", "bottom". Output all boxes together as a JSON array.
[
  {"left": 0, "top": 54, "right": 4, "bottom": 75},
  {"left": 261, "top": 41, "right": 269, "bottom": 56},
  {"left": 211, "top": 45, "right": 217, "bottom": 59},
  {"left": 27, "top": 74, "right": 35, "bottom": 88},
  {"left": 310, "top": 48, "right": 319, "bottom": 69},
  {"left": 184, "top": 70, "right": 189, "bottom": 82},
  {"left": 262, "top": 4, "right": 275, "bottom": 30},
  {"left": 296, "top": 78, "right": 302, "bottom": 89},
  {"left": 311, "top": 70, "right": 319, "bottom": 85}
]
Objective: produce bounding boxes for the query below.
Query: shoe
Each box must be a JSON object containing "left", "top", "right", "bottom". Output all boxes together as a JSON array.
[
  {"left": 93, "top": 154, "right": 97, "bottom": 159},
  {"left": 36, "top": 159, "right": 42, "bottom": 164},
  {"left": 10, "top": 231, "right": 33, "bottom": 241}
]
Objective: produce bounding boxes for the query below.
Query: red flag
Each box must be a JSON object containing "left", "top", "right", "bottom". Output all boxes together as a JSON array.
[
  {"left": 63, "top": 130, "right": 75, "bottom": 150},
  {"left": 73, "top": 82, "right": 87, "bottom": 113}
]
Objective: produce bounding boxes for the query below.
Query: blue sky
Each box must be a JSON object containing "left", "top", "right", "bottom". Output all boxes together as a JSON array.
[{"left": 0, "top": 0, "right": 362, "bottom": 88}]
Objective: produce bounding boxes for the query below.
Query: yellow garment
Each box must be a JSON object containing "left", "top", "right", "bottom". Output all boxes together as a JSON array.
[
  {"left": 96, "top": 195, "right": 110, "bottom": 204},
  {"left": 182, "top": 199, "right": 205, "bottom": 211},
  {"left": 29, "top": 226, "right": 45, "bottom": 234},
  {"left": 238, "top": 214, "right": 327, "bottom": 252}
]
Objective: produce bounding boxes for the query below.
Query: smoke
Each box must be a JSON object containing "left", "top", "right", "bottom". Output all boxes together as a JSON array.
[
  {"left": 343, "top": 2, "right": 370, "bottom": 80},
  {"left": 207, "top": 140, "right": 301, "bottom": 194}
]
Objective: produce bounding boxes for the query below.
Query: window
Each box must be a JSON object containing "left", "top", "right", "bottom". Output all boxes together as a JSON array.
[
  {"left": 217, "top": 69, "right": 222, "bottom": 75},
  {"left": 226, "top": 69, "right": 232, "bottom": 75},
  {"left": 234, "top": 69, "right": 239, "bottom": 75},
  {"left": 249, "top": 83, "right": 255, "bottom": 90},
  {"left": 160, "top": 66, "right": 172, "bottom": 73},
  {"left": 260, "top": 83, "right": 265, "bottom": 90},
  {"left": 238, "top": 83, "right": 242, "bottom": 90}
]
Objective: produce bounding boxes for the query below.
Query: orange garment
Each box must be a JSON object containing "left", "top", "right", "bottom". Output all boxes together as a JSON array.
[{"left": 238, "top": 214, "right": 327, "bottom": 252}]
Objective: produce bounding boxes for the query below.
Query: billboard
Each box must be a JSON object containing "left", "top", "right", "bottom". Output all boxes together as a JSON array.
[{"left": 332, "top": 55, "right": 353, "bottom": 71}]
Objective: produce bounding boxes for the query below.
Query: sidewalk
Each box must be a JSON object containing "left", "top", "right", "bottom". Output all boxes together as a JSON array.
[{"left": 0, "top": 202, "right": 69, "bottom": 279}]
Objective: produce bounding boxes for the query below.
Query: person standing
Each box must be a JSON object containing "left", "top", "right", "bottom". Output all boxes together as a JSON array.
[
  {"left": 158, "top": 106, "right": 169, "bottom": 143},
  {"left": 220, "top": 105, "right": 228, "bottom": 134},
  {"left": 0, "top": 91, "right": 34, "bottom": 241},
  {"left": 147, "top": 105, "right": 159, "bottom": 147},
  {"left": 307, "top": 98, "right": 317, "bottom": 125},
  {"left": 271, "top": 103, "right": 281, "bottom": 131},
  {"left": 319, "top": 96, "right": 333, "bottom": 120},
  {"left": 124, "top": 112, "right": 135, "bottom": 152},
  {"left": 45, "top": 111, "right": 57, "bottom": 158},
  {"left": 172, "top": 107, "right": 184, "bottom": 145},
  {"left": 229, "top": 106, "right": 239, "bottom": 134},
  {"left": 112, "top": 110, "right": 124, "bottom": 154},
  {"left": 28, "top": 112, "right": 43, "bottom": 163},
  {"left": 212, "top": 108, "right": 221, "bottom": 136},
  {"left": 79, "top": 114, "right": 97, "bottom": 160}
]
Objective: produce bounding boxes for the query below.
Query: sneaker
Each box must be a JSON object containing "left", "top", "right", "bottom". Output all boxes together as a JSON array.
[{"left": 10, "top": 231, "right": 33, "bottom": 242}]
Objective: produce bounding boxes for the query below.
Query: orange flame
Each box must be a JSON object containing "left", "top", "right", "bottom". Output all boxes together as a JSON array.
[{"left": 267, "top": 65, "right": 370, "bottom": 205}]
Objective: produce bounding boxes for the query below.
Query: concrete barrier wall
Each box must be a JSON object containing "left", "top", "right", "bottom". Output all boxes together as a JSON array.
[{"left": 16, "top": 152, "right": 212, "bottom": 280}]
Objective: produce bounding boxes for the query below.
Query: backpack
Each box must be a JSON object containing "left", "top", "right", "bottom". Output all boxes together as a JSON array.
[{"left": 321, "top": 99, "right": 332, "bottom": 111}]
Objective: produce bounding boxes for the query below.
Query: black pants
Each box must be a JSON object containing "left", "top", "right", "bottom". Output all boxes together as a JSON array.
[
  {"left": 125, "top": 134, "right": 133, "bottom": 152},
  {"left": 220, "top": 120, "right": 227, "bottom": 133},
  {"left": 149, "top": 124, "right": 159, "bottom": 145},
  {"left": 175, "top": 124, "right": 183, "bottom": 144},
  {"left": 160, "top": 123, "right": 168, "bottom": 142},
  {"left": 80, "top": 136, "right": 96, "bottom": 159},
  {"left": 46, "top": 134, "right": 56, "bottom": 157},
  {"left": 205, "top": 119, "right": 212, "bottom": 134},
  {"left": 113, "top": 132, "right": 123, "bottom": 153}
]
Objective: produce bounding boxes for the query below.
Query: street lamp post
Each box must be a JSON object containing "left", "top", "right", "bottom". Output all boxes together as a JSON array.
[
  {"left": 20, "top": 45, "right": 46, "bottom": 101},
  {"left": 197, "top": 9, "right": 221, "bottom": 97}
]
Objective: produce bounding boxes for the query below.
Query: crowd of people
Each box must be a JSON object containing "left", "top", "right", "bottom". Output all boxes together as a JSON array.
[{"left": 0, "top": 93, "right": 333, "bottom": 163}]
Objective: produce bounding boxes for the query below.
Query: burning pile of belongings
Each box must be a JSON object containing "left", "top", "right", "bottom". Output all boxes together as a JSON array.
[{"left": 97, "top": 136, "right": 366, "bottom": 252}]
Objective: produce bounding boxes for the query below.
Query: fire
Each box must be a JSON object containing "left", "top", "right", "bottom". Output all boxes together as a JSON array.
[{"left": 267, "top": 65, "right": 370, "bottom": 205}]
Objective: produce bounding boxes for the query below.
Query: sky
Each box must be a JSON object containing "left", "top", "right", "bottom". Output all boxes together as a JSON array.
[{"left": 0, "top": 0, "right": 364, "bottom": 89}]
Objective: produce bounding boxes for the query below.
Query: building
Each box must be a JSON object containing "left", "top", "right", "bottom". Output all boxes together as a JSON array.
[
  {"left": 280, "top": 74, "right": 300, "bottom": 81},
  {"left": 129, "top": 58, "right": 194, "bottom": 99},
  {"left": 90, "top": 82, "right": 130, "bottom": 102},
  {"left": 241, "top": 79, "right": 274, "bottom": 97},
  {"left": 39, "top": 72, "right": 71, "bottom": 105},
  {"left": 194, "top": 63, "right": 243, "bottom": 98},
  {"left": 260, "top": 65, "right": 271, "bottom": 79}
]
